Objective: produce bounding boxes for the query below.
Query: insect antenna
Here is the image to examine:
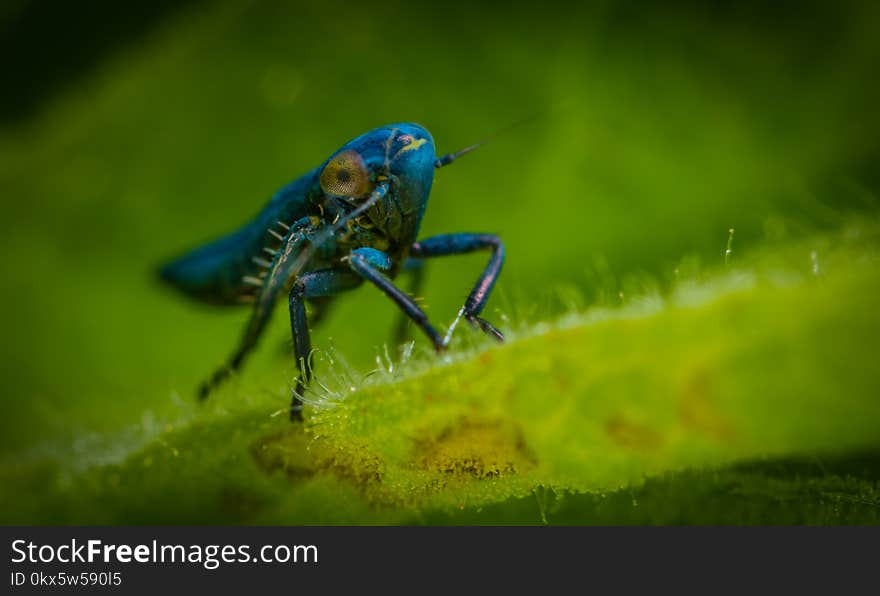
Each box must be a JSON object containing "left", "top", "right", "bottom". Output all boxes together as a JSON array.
[
  {"left": 434, "top": 142, "right": 482, "bottom": 168},
  {"left": 434, "top": 114, "right": 539, "bottom": 168}
]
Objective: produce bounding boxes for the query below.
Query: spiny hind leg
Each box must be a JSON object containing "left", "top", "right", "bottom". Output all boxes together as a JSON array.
[
  {"left": 288, "top": 269, "right": 361, "bottom": 420},
  {"left": 410, "top": 233, "right": 505, "bottom": 345},
  {"left": 198, "top": 215, "right": 318, "bottom": 400},
  {"left": 198, "top": 295, "right": 275, "bottom": 400},
  {"left": 392, "top": 257, "right": 425, "bottom": 346}
]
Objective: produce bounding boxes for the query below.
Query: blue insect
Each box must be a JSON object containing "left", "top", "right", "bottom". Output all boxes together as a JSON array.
[{"left": 160, "top": 123, "right": 504, "bottom": 420}]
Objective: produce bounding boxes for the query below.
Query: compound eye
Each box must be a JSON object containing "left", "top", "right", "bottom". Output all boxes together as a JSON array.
[{"left": 320, "top": 150, "right": 371, "bottom": 198}]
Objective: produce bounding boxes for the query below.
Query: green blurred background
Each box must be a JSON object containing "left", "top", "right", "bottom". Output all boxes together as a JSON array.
[{"left": 1, "top": 0, "right": 878, "bottom": 477}]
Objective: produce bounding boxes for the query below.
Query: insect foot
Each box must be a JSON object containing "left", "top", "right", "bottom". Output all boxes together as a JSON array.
[
  {"left": 466, "top": 315, "right": 504, "bottom": 343},
  {"left": 198, "top": 364, "right": 233, "bottom": 401},
  {"left": 441, "top": 306, "right": 504, "bottom": 349}
]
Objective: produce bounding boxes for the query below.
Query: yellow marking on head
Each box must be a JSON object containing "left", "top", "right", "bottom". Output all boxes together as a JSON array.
[{"left": 393, "top": 136, "right": 428, "bottom": 159}]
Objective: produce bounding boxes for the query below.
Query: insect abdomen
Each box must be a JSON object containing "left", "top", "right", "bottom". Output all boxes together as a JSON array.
[
  {"left": 159, "top": 223, "right": 261, "bottom": 304},
  {"left": 159, "top": 168, "right": 319, "bottom": 305}
]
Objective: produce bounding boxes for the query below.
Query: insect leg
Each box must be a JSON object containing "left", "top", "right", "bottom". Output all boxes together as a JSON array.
[
  {"left": 280, "top": 296, "right": 336, "bottom": 355},
  {"left": 197, "top": 295, "right": 275, "bottom": 401},
  {"left": 392, "top": 257, "right": 425, "bottom": 346},
  {"left": 410, "top": 233, "right": 505, "bottom": 344},
  {"left": 288, "top": 269, "right": 362, "bottom": 420},
  {"left": 347, "top": 248, "right": 445, "bottom": 351},
  {"left": 198, "top": 217, "right": 317, "bottom": 400}
]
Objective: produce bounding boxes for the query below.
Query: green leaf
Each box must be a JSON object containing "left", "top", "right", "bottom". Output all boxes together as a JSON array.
[{"left": 4, "top": 223, "right": 878, "bottom": 524}]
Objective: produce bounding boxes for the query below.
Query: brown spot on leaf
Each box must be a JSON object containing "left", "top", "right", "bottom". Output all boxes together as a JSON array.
[
  {"left": 252, "top": 427, "right": 384, "bottom": 488},
  {"left": 679, "top": 369, "right": 736, "bottom": 441},
  {"left": 413, "top": 418, "right": 536, "bottom": 478},
  {"left": 605, "top": 416, "right": 664, "bottom": 451}
]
